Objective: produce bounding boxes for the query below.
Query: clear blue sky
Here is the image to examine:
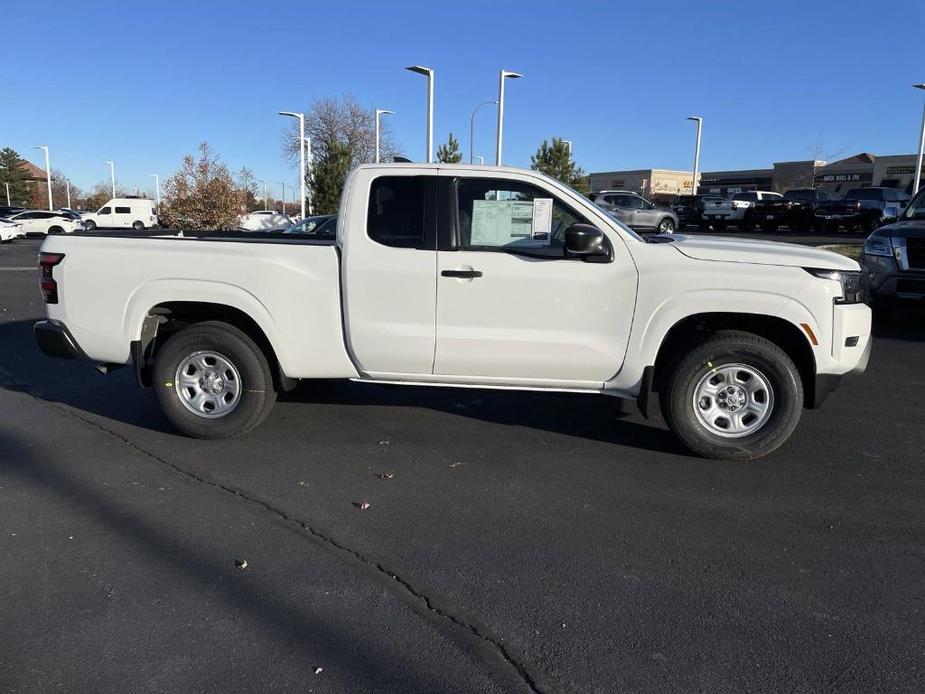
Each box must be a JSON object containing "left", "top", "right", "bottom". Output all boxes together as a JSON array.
[{"left": 4, "top": 0, "right": 924, "bottom": 196}]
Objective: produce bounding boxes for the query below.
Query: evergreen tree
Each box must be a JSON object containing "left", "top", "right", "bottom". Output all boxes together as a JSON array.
[
  {"left": 311, "top": 140, "right": 352, "bottom": 215},
  {"left": 530, "top": 138, "right": 589, "bottom": 194},
  {"left": 436, "top": 132, "right": 463, "bottom": 164},
  {"left": 0, "top": 147, "right": 34, "bottom": 206}
]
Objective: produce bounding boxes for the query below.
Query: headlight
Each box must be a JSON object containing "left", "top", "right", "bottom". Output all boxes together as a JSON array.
[
  {"left": 804, "top": 267, "right": 863, "bottom": 304},
  {"left": 863, "top": 236, "right": 892, "bottom": 257}
]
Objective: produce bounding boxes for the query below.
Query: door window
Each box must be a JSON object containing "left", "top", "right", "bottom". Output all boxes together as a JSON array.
[
  {"left": 367, "top": 177, "right": 428, "bottom": 249},
  {"left": 99, "top": 207, "right": 111, "bottom": 215},
  {"left": 456, "top": 178, "right": 585, "bottom": 258}
]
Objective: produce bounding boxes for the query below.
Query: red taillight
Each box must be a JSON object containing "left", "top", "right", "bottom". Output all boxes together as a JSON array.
[{"left": 39, "top": 252, "right": 64, "bottom": 304}]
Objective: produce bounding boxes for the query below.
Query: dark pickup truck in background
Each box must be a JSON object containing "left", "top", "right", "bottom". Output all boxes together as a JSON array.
[
  {"left": 815, "top": 187, "right": 910, "bottom": 232},
  {"left": 751, "top": 189, "right": 831, "bottom": 232},
  {"left": 862, "top": 186, "right": 925, "bottom": 304},
  {"left": 671, "top": 194, "right": 725, "bottom": 228}
]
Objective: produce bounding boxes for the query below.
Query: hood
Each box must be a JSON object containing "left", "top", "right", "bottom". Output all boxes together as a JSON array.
[
  {"left": 871, "top": 219, "right": 925, "bottom": 239},
  {"left": 670, "top": 234, "right": 859, "bottom": 271}
]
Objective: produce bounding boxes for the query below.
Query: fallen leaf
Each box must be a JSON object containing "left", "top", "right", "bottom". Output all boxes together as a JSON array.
[
  {"left": 376, "top": 473, "right": 394, "bottom": 480},
  {"left": 378, "top": 440, "right": 390, "bottom": 445},
  {"left": 314, "top": 667, "right": 323, "bottom": 675},
  {"left": 353, "top": 501, "right": 371, "bottom": 510},
  {"left": 235, "top": 559, "right": 248, "bottom": 570},
  {"left": 449, "top": 462, "right": 466, "bottom": 468}
]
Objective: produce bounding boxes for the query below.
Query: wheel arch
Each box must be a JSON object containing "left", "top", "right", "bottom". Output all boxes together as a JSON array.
[
  {"left": 133, "top": 300, "right": 294, "bottom": 392},
  {"left": 651, "top": 312, "right": 817, "bottom": 408}
]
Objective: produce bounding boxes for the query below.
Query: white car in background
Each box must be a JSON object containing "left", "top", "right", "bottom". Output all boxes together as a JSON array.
[
  {"left": 0, "top": 219, "right": 26, "bottom": 242},
  {"left": 82, "top": 197, "right": 159, "bottom": 230},
  {"left": 3, "top": 210, "right": 84, "bottom": 236},
  {"left": 238, "top": 210, "right": 293, "bottom": 231},
  {"left": 702, "top": 191, "right": 783, "bottom": 230}
]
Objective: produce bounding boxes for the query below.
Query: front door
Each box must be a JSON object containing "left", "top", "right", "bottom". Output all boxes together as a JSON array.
[{"left": 434, "top": 175, "right": 637, "bottom": 385}]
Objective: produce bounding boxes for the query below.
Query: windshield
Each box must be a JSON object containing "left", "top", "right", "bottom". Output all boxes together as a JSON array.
[
  {"left": 784, "top": 190, "right": 813, "bottom": 202},
  {"left": 846, "top": 189, "right": 883, "bottom": 201},
  {"left": 904, "top": 189, "right": 925, "bottom": 220}
]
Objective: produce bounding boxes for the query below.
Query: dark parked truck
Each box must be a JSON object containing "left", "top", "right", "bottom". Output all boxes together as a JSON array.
[
  {"left": 815, "top": 187, "right": 910, "bottom": 232},
  {"left": 862, "top": 187, "right": 925, "bottom": 303},
  {"left": 670, "top": 194, "right": 725, "bottom": 229},
  {"left": 752, "top": 189, "right": 832, "bottom": 232}
]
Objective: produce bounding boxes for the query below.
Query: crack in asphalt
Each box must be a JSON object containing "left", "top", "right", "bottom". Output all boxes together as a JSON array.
[{"left": 0, "top": 366, "right": 543, "bottom": 693}]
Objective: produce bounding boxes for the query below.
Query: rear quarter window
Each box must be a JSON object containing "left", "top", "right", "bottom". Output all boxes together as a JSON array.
[{"left": 115, "top": 206, "right": 131, "bottom": 214}]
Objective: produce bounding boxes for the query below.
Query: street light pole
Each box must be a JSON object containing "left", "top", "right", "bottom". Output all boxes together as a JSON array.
[
  {"left": 65, "top": 179, "right": 71, "bottom": 208},
  {"left": 257, "top": 180, "right": 267, "bottom": 211},
  {"left": 473, "top": 155, "right": 484, "bottom": 165},
  {"left": 469, "top": 100, "right": 497, "bottom": 164},
  {"left": 279, "top": 111, "right": 306, "bottom": 219},
  {"left": 4, "top": 182, "right": 10, "bottom": 206},
  {"left": 375, "top": 109, "right": 395, "bottom": 163},
  {"left": 913, "top": 84, "right": 925, "bottom": 196},
  {"left": 105, "top": 161, "right": 116, "bottom": 198},
  {"left": 150, "top": 174, "right": 160, "bottom": 206},
  {"left": 495, "top": 70, "right": 523, "bottom": 166},
  {"left": 34, "top": 145, "right": 52, "bottom": 210},
  {"left": 406, "top": 65, "right": 434, "bottom": 163},
  {"left": 277, "top": 182, "right": 286, "bottom": 214},
  {"left": 561, "top": 139, "right": 573, "bottom": 158},
  {"left": 686, "top": 116, "right": 703, "bottom": 195}
]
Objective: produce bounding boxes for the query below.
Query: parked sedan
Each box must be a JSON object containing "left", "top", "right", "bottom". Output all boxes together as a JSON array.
[
  {"left": 591, "top": 191, "right": 678, "bottom": 233},
  {"left": 0, "top": 219, "right": 26, "bottom": 242},
  {"left": 3, "top": 210, "right": 84, "bottom": 236},
  {"left": 238, "top": 210, "right": 293, "bottom": 232},
  {"left": 862, "top": 186, "right": 925, "bottom": 305},
  {"left": 284, "top": 214, "right": 336, "bottom": 238}
]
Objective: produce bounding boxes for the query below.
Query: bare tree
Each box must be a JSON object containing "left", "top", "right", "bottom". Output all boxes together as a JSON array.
[
  {"left": 803, "top": 143, "right": 847, "bottom": 189},
  {"left": 160, "top": 142, "right": 244, "bottom": 230},
  {"left": 281, "top": 95, "right": 401, "bottom": 169}
]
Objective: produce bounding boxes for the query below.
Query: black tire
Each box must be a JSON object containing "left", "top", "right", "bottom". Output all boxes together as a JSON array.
[
  {"left": 153, "top": 321, "right": 277, "bottom": 439},
  {"left": 657, "top": 217, "right": 676, "bottom": 234},
  {"left": 660, "top": 331, "right": 803, "bottom": 461},
  {"left": 761, "top": 224, "right": 778, "bottom": 233},
  {"left": 84, "top": 220, "right": 97, "bottom": 231},
  {"left": 132, "top": 221, "right": 145, "bottom": 230},
  {"left": 738, "top": 219, "right": 755, "bottom": 232},
  {"left": 713, "top": 219, "right": 727, "bottom": 231},
  {"left": 48, "top": 225, "right": 64, "bottom": 234}
]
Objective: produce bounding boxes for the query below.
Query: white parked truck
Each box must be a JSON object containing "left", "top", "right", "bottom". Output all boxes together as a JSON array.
[{"left": 34, "top": 164, "right": 871, "bottom": 460}]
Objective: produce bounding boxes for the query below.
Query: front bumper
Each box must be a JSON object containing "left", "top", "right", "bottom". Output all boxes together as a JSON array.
[
  {"left": 34, "top": 320, "right": 88, "bottom": 360},
  {"left": 862, "top": 253, "right": 925, "bottom": 300}
]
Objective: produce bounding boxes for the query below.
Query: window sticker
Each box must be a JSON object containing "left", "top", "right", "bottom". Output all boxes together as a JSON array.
[{"left": 470, "top": 199, "right": 551, "bottom": 247}]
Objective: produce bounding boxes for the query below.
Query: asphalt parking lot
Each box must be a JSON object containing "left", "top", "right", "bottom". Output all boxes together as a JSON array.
[{"left": 1, "top": 237, "right": 923, "bottom": 693}]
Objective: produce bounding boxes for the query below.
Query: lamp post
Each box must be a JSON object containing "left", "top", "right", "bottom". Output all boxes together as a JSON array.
[
  {"left": 469, "top": 100, "right": 497, "bottom": 164},
  {"left": 34, "top": 145, "right": 52, "bottom": 210},
  {"left": 277, "top": 182, "right": 287, "bottom": 214},
  {"left": 473, "top": 155, "right": 484, "bottom": 165},
  {"left": 561, "top": 139, "right": 573, "bottom": 158},
  {"left": 686, "top": 116, "right": 703, "bottom": 195},
  {"left": 279, "top": 111, "right": 307, "bottom": 219},
  {"left": 150, "top": 174, "right": 160, "bottom": 206},
  {"left": 65, "top": 179, "right": 71, "bottom": 208},
  {"left": 257, "top": 179, "right": 267, "bottom": 211},
  {"left": 4, "top": 182, "right": 9, "bottom": 206},
  {"left": 105, "top": 161, "right": 116, "bottom": 198},
  {"left": 375, "top": 109, "right": 394, "bottom": 164},
  {"left": 913, "top": 84, "right": 925, "bottom": 196},
  {"left": 406, "top": 65, "right": 434, "bottom": 163},
  {"left": 495, "top": 70, "right": 523, "bottom": 166}
]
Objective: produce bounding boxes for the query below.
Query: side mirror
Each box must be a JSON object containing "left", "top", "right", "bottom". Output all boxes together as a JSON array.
[
  {"left": 647, "top": 202, "right": 656, "bottom": 210},
  {"left": 565, "top": 223, "right": 611, "bottom": 261}
]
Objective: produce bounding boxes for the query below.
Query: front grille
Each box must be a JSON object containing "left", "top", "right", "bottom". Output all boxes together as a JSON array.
[
  {"left": 907, "top": 238, "right": 925, "bottom": 270},
  {"left": 896, "top": 278, "right": 925, "bottom": 296}
]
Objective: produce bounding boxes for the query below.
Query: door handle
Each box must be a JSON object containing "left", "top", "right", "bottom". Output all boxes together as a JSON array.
[{"left": 441, "top": 269, "right": 482, "bottom": 279}]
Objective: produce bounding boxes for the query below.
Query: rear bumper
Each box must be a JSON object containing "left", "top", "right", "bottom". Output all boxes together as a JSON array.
[{"left": 34, "top": 320, "right": 88, "bottom": 360}]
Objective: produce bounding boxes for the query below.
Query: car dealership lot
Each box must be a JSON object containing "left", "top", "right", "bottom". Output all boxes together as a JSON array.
[{"left": 1, "top": 239, "right": 923, "bottom": 692}]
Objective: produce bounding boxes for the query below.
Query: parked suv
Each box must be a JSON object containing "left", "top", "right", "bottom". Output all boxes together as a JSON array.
[
  {"left": 671, "top": 194, "right": 725, "bottom": 229},
  {"left": 702, "top": 191, "right": 783, "bottom": 231},
  {"left": 862, "top": 186, "right": 925, "bottom": 304},
  {"left": 591, "top": 191, "right": 678, "bottom": 233},
  {"left": 2, "top": 209, "right": 84, "bottom": 236}
]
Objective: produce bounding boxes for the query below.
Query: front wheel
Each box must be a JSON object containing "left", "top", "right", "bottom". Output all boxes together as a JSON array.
[
  {"left": 661, "top": 331, "right": 803, "bottom": 461},
  {"left": 658, "top": 217, "right": 676, "bottom": 234},
  {"left": 84, "top": 220, "right": 97, "bottom": 231},
  {"left": 153, "top": 321, "right": 277, "bottom": 439}
]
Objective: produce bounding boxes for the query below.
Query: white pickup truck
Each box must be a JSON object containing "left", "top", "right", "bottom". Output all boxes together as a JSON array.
[
  {"left": 702, "top": 191, "right": 784, "bottom": 230},
  {"left": 34, "top": 164, "right": 871, "bottom": 460}
]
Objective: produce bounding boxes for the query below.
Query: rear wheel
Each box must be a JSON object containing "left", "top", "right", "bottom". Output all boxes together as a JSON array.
[
  {"left": 132, "top": 220, "right": 145, "bottom": 230},
  {"left": 661, "top": 331, "right": 803, "bottom": 461},
  {"left": 48, "top": 225, "right": 64, "bottom": 234},
  {"left": 153, "top": 321, "right": 277, "bottom": 439},
  {"left": 658, "top": 217, "right": 676, "bottom": 234}
]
